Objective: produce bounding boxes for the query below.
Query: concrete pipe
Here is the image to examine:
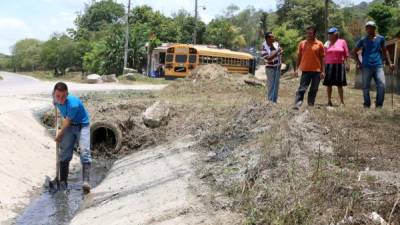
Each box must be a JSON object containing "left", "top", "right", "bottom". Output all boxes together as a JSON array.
[{"left": 90, "top": 121, "right": 122, "bottom": 155}]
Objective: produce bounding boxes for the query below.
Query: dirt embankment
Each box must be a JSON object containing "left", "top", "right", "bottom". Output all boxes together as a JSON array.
[{"left": 41, "top": 64, "right": 400, "bottom": 224}]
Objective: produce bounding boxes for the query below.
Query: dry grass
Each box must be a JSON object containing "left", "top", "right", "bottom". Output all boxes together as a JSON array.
[
  {"left": 173, "top": 68, "right": 400, "bottom": 224},
  {"left": 118, "top": 73, "right": 171, "bottom": 85}
]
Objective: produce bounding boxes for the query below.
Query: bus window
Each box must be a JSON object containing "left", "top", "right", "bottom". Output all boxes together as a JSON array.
[
  {"left": 159, "top": 52, "right": 166, "bottom": 64},
  {"left": 189, "top": 55, "right": 197, "bottom": 63},
  {"left": 175, "top": 55, "right": 187, "bottom": 63},
  {"left": 207, "top": 57, "right": 212, "bottom": 64},
  {"left": 166, "top": 54, "right": 173, "bottom": 63}
]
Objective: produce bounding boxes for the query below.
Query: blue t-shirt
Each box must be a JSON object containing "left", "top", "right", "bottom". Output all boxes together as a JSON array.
[
  {"left": 56, "top": 95, "right": 90, "bottom": 125},
  {"left": 356, "top": 35, "right": 385, "bottom": 68}
]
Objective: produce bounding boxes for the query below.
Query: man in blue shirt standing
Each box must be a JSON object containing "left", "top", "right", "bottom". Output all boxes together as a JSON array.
[
  {"left": 353, "top": 21, "right": 395, "bottom": 108},
  {"left": 53, "top": 82, "right": 91, "bottom": 193}
]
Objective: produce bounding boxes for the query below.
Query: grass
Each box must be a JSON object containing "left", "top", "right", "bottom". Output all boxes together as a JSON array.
[
  {"left": 176, "top": 65, "right": 400, "bottom": 224},
  {"left": 118, "top": 73, "right": 171, "bottom": 85},
  {"left": 21, "top": 71, "right": 85, "bottom": 83}
]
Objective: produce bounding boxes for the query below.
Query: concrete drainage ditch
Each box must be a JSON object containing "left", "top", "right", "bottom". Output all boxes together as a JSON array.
[{"left": 16, "top": 120, "right": 122, "bottom": 225}]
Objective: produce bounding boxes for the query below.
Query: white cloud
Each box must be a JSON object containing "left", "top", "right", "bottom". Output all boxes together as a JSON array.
[
  {"left": 0, "top": 17, "right": 28, "bottom": 30},
  {"left": 0, "top": 17, "right": 33, "bottom": 54}
]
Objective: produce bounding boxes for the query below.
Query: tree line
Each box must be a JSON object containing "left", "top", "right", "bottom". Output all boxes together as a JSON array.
[{"left": 0, "top": 0, "right": 399, "bottom": 75}]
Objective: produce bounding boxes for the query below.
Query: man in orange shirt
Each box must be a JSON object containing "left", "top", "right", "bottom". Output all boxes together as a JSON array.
[{"left": 293, "top": 25, "right": 325, "bottom": 110}]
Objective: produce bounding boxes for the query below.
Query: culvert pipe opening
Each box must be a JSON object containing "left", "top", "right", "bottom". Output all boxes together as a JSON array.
[{"left": 91, "top": 121, "right": 122, "bottom": 157}]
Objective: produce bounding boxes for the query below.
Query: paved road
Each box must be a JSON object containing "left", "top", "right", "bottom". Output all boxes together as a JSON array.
[{"left": 0, "top": 71, "right": 166, "bottom": 96}]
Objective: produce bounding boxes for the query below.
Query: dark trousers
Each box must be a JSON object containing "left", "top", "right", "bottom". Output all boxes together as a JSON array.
[{"left": 295, "top": 72, "right": 321, "bottom": 106}]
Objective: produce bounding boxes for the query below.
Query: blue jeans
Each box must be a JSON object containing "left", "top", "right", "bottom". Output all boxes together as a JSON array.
[
  {"left": 265, "top": 66, "right": 281, "bottom": 102},
  {"left": 295, "top": 72, "right": 321, "bottom": 106},
  {"left": 59, "top": 124, "right": 91, "bottom": 164},
  {"left": 362, "top": 67, "right": 385, "bottom": 107}
]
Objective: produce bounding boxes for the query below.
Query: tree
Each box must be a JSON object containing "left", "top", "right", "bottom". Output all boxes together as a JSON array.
[
  {"left": 0, "top": 54, "right": 12, "bottom": 71},
  {"left": 40, "top": 34, "right": 80, "bottom": 75},
  {"left": 83, "top": 25, "right": 125, "bottom": 75},
  {"left": 74, "top": 0, "right": 125, "bottom": 34},
  {"left": 172, "top": 9, "right": 206, "bottom": 44},
  {"left": 368, "top": 3, "right": 393, "bottom": 37},
  {"left": 204, "top": 19, "right": 246, "bottom": 49},
  {"left": 273, "top": 24, "right": 302, "bottom": 68},
  {"left": 276, "top": 0, "right": 326, "bottom": 39},
  {"left": 11, "top": 39, "right": 42, "bottom": 71}
]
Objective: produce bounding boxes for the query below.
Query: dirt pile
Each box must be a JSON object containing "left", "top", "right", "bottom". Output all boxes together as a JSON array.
[{"left": 189, "top": 64, "right": 229, "bottom": 80}]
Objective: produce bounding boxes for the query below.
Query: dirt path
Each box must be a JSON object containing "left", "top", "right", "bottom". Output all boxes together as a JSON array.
[
  {"left": 70, "top": 136, "right": 240, "bottom": 225},
  {"left": 0, "top": 72, "right": 166, "bottom": 224}
]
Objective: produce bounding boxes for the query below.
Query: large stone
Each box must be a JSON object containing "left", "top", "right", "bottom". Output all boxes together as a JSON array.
[
  {"left": 102, "top": 74, "right": 118, "bottom": 83},
  {"left": 123, "top": 67, "right": 138, "bottom": 74},
  {"left": 122, "top": 73, "right": 136, "bottom": 81},
  {"left": 142, "top": 101, "right": 170, "bottom": 128},
  {"left": 86, "top": 74, "right": 102, "bottom": 84}
]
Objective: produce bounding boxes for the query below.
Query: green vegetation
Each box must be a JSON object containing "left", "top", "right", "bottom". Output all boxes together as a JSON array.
[
  {"left": 0, "top": 53, "right": 12, "bottom": 71},
  {"left": 4, "top": 0, "right": 400, "bottom": 78}
]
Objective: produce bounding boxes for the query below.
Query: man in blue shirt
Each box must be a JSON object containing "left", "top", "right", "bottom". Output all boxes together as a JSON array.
[
  {"left": 53, "top": 82, "right": 91, "bottom": 193},
  {"left": 353, "top": 21, "right": 394, "bottom": 108}
]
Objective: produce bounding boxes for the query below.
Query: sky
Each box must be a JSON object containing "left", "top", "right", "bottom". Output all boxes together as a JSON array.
[{"left": 0, "top": 0, "right": 371, "bottom": 55}]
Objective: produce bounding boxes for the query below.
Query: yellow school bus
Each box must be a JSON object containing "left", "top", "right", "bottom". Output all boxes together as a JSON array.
[{"left": 164, "top": 44, "right": 256, "bottom": 79}]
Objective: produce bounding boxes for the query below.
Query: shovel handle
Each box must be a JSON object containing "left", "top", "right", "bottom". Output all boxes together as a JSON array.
[{"left": 55, "top": 106, "right": 60, "bottom": 183}]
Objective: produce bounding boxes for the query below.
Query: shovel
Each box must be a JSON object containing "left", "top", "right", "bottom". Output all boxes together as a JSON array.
[{"left": 48, "top": 106, "right": 60, "bottom": 192}]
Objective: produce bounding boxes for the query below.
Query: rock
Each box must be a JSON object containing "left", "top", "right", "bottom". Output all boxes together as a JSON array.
[
  {"left": 123, "top": 67, "right": 137, "bottom": 74},
  {"left": 86, "top": 74, "right": 102, "bottom": 84},
  {"left": 102, "top": 74, "right": 118, "bottom": 83},
  {"left": 124, "top": 73, "right": 136, "bottom": 81},
  {"left": 244, "top": 79, "right": 265, "bottom": 87},
  {"left": 142, "top": 101, "right": 170, "bottom": 128}
]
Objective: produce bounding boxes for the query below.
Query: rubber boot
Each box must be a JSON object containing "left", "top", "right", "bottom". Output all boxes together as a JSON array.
[
  {"left": 59, "top": 161, "right": 69, "bottom": 190},
  {"left": 82, "top": 163, "right": 91, "bottom": 194}
]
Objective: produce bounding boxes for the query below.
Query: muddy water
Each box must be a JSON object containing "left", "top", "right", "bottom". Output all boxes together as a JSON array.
[{"left": 16, "top": 159, "right": 114, "bottom": 225}]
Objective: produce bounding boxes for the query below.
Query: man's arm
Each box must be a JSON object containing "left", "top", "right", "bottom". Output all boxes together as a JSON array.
[
  {"left": 353, "top": 39, "right": 363, "bottom": 68},
  {"left": 55, "top": 117, "right": 71, "bottom": 143},
  {"left": 320, "top": 44, "right": 325, "bottom": 79},
  {"left": 295, "top": 42, "right": 302, "bottom": 74},
  {"left": 382, "top": 46, "right": 395, "bottom": 71},
  {"left": 353, "top": 47, "right": 362, "bottom": 68}
]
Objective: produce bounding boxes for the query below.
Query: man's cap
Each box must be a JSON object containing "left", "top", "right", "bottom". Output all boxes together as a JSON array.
[
  {"left": 328, "top": 27, "right": 338, "bottom": 33},
  {"left": 365, "top": 21, "right": 376, "bottom": 27}
]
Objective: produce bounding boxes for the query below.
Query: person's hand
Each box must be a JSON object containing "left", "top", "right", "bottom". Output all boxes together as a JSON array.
[
  {"left": 320, "top": 72, "right": 325, "bottom": 80},
  {"left": 345, "top": 64, "right": 350, "bottom": 72},
  {"left": 294, "top": 69, "right": 299, "bottom": 77},
  {"left": 389, "top": 63, "right": 395, "bottom": 71},
  {"left": 55, "top": 133, "right": 62, "bottom": 143},
  {"left": 356, "top": 63, "right": 361, "bottom": 70}
]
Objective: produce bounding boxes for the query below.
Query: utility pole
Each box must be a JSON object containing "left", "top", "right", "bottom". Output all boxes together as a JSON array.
[
  {"left": 192, "top": 0, "right": 198, "bottom": 45},
  {"left": 123, "top": 0, "right": 131, "bottom": 71},
  {"left": 324, "top": 0, "right": 329, "bottom": 41}
]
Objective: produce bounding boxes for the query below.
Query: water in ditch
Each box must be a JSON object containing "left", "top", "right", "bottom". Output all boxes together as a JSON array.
[{"left": 15, "top": 158, "right": 114, "bottom": 225}]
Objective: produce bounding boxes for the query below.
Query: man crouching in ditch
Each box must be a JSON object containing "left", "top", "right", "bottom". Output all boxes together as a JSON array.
[{"left": 53, "top": 82, "right": 91, "bottom": 193}]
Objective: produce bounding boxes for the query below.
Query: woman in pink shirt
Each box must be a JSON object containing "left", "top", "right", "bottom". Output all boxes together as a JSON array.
[{"left": 323, "top": 27, "right": 350, "bottom": 106}]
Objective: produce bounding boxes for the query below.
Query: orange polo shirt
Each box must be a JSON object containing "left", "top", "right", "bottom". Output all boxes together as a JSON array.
[{"left": 298, "top": 39, "right": 325, "bottom": 72}]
